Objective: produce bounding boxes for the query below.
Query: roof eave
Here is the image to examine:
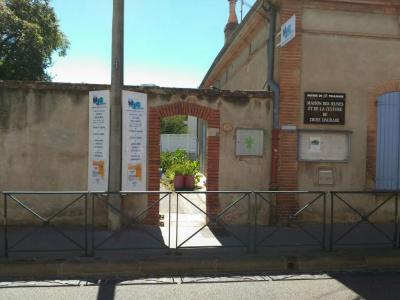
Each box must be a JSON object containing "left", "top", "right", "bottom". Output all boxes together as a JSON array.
[{"left": 199, "top": 0, "right": 268, "bottom": 88}]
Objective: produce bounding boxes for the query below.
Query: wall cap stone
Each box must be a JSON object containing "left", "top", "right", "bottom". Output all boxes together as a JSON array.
[{"left": 0, "top": 80, "right": 272, "bottom": 100}]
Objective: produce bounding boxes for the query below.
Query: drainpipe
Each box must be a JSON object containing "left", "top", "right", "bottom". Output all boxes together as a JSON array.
[{"left": 265, "top": 0, "right": 280, "bottom": 190}]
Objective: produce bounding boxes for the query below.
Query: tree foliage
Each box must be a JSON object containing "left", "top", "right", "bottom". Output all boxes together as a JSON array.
[
  {"left": 0, "top": 0, "right": 69, "bottom": 81},
  {"left": 161, "top": 115, "right": 188, "bottom": 134}
]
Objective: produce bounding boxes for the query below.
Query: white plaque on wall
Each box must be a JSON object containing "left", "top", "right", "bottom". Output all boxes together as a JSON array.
[
  {"left": 235, "top": 128, "right": 264, "bottom": 156},
  {"left": 122, "top": 91, "right": 148, "bottom": 191},
  {"left": 88, "top": 90, "right": 110, "bottom": 192},
  {"left": 298, "top": 130, "right": 351, "bottom": 162}
]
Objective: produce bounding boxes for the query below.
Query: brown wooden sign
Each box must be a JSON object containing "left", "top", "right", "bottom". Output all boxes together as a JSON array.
[{"left": 304, "top": 92, "right": 346, "bottom": 125}]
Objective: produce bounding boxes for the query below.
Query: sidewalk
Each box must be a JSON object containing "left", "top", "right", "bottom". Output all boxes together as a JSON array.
[
  {"left": 1, "top": 246, "right": 400, "bottom": 280},
  {"left": 0, "top": 221, "right": 399, "bottom": 280},
  {"left": 1, "top": 190, "right": 399, "bottom": 279}
]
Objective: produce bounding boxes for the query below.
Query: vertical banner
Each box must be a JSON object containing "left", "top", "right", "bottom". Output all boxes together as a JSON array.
[
  {"left": 122, "top": 91, "right": 148, "bottom": 191},
  {"left": 88, "top": 90, "right": 110, "bottom": 191}
]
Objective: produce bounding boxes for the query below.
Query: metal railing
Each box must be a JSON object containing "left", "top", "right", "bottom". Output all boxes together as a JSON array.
[
  {"left": 330, "top": 191, "right": 399, "bottom": 250},
  {"left": 254, "top": 191, "right": 327, "bottom": 251},
  {"left": 2, "top": 191, "right": 89, "bottom": 257},
  {"left": 175, "top": 191, "right": 252, "bottom": 252},
  {"left": 1, "top": 190, "right": 400, "bottom": 259},
  {"left": 91, "top": 191, "right": 172, "bottom": 253}
]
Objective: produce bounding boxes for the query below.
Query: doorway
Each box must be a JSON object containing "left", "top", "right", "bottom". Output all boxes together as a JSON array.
[
  {"left": 147, "top": 102, "right": 220, "bottom": 225},
  {"left": 158, "top": 114, "right": 207, "bottom": 228}
]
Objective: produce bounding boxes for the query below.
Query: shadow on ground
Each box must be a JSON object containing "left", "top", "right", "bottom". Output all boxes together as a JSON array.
[{"left": 0, "top": 271, "right": 399, "bottom": 300}]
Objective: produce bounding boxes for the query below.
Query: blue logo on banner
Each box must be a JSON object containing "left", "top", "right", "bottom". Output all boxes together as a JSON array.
[
  {"left": 283, "top": 24, "right": 292, "bottom": 39},
  {"left": 93, "top": 96, "right": 105, "bottom": 106},
  {"left": 280, "top": 15, "right": 296, "bottom": 47},
  {"left": 128, "top": 99, "right": 142, "bottom": 109}
]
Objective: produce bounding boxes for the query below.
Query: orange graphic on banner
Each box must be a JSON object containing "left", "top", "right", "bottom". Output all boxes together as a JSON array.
[
  {"left": 128, "top": 163, "right": 142, "bottom": 181},
  {"left": 93, "top": 160, "right": 105, "bottom": 178}
]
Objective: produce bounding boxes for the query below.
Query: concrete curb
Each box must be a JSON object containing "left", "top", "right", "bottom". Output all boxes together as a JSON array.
[{"left": 1, "top": 249, "right": 400, "bottom": 279}]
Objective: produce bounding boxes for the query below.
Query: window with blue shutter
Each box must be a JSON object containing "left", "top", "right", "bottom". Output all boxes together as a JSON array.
[{"left": 376, "top": 92, "right": 400, "bottom": 190}]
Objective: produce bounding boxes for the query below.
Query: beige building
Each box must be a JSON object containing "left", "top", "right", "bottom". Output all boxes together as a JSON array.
[
  {"left": 201, "top": 0, "right": 400, "bottom": 212},
  {"left": 1, "top": 0, "right": 400, "bottom": 226}
]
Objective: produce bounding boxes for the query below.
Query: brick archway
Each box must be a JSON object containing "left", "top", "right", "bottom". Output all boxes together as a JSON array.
[
  {"left": 367, "top": 80, "right": 400, "bottom": 188},
  {"left": 147, "top": 102, "right": 220, "bottom": 222}
]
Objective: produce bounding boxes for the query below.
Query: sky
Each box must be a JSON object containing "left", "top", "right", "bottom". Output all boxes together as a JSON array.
[{"left": 48, "top": 0, "right": 257, "bottom": 88}]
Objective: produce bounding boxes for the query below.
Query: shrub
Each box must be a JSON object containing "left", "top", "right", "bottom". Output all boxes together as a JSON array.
[
  {"left": 160, "top": 149, "right": 188, "bottom": 172},
  {"left": 174, "top": 163, "right": 186, "bottom": 176},
  {"left": 183, "top": 160, "right": 200, "bottom": 176}
]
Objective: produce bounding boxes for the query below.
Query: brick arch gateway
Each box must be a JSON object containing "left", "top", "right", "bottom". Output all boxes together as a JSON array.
[{"left": 146, "top": 102, "right": 221, "bottom": 223}]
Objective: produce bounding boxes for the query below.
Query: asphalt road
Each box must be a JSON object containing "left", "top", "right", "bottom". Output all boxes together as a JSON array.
[{"left": 0, "top": 271, "right": 399, "bottom": 300}]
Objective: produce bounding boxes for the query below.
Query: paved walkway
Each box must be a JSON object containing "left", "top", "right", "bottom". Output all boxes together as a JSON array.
[
  {"left": 0, "top": 188, "right": 399, "bottom": 277},
  {"left": 159, "top": 186, "right": 206, "bottom": 222},
  {"left": 1, "top": 271, "right": 400, "bottom": 300},
  {"left": 0, "top": 222, "right": 397, "bottom": 259}
]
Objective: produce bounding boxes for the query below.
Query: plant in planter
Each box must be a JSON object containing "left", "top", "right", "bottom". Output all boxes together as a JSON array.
[
  {"left": 161, "top": 149, "right": 191, "bottom": 190},
  {"left": 161, "top": 149, "right": 201, "bottom": 191},
  {"left": 169, "top": 160, "right": 200, "bottom": 191},
  {"left": 170, "top": 163, "right": 186, "bottom": 191},
  {"left": 182, "top": 160, "right": 200, "bottom": 190}
]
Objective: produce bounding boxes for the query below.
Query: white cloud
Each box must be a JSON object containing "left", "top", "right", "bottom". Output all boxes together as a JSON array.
[
  {"left": 49, "top": 58, "right": 111, "bottom": 84},
  {"left": 124, "top": 66, "right": 200, "bottom": 88},
  {"left": 49, "top": 58, "right": 202, "bottom": 88}
]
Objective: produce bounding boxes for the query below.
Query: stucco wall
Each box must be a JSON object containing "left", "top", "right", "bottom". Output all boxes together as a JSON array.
[
  {"left": 0, "top": 82, "right": 272, "bottom": 225},
  {"left": 220, "top": 25, "right": 269, "bottom": 91},
  {"left": 298, "top": 8, "right": 400, "bottom": 192},
  {"left": 218, "top": 96, "right": 272, "bottom": 189},
  {"left": 0, "top": 87, "right": 89, "bottom": 191},
  {"left": 204, "top": 9, "right": 270, "bottom": 91}
]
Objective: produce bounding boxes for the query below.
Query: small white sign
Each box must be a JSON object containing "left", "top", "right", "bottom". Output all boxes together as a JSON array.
[
  {"left": 88, "top": 90, "right": 110, "bottom": 192},
  {"left": 122, "top": 91, "right": 148, "bottom": 191},
  {"left": 280, "top": 15, "right": 296, "bottom": 47},
  {"left": 236, "top": 129, "right": 264, "bottom": 156},
  {"left": 309, "top": 136, "right": 321, "bottom": 153}
]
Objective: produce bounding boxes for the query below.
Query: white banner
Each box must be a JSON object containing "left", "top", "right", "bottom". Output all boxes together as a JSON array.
[
  {"left": 88, "top": 90, "right": 110, "bottom": 192},
  {"left": 122, "top": 91, "right": 148, "bottom": 191}
]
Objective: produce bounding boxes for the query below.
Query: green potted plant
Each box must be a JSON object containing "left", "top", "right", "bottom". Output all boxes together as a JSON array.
[
  {"left": 168, "top": 160, "right": 200, "bottom": 191},
  {"left": 171, "top": 163, "right": 186, "bottom": 191},
  {"left": 183, "top": 160, "right": 200, "bottom": 190}
]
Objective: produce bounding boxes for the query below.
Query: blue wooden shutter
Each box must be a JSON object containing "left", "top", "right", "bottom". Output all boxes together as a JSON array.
[{"left": 376, "top": 92, "right": 400, "bottom": 190}]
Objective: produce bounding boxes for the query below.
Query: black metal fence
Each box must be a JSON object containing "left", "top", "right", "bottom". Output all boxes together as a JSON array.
[
  {"left": 254, "top": 191, "right": 326, "bottom": 251},
  {"left": 91, "top": 191, "right": 172, "bottom": 254},
  {"left": 2, "top": 191, "right": 89, "bottom": 258},
  {"left": 330, "top": 191, "right": 399, "bottom": 250},
  {"left": 1, "top": 190, "right": 399, "bottom": 258},
  {"left": 175, "top": 191, "right": 252, "bottom": 252}
]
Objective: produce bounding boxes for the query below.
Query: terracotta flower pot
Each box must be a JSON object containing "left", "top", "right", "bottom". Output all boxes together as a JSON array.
[
  {"left": 184, "top": 175, "right": 195, "bottom": 190},
  {"left": 173, "top": 175, "right": 185, "bottom": 191}
]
